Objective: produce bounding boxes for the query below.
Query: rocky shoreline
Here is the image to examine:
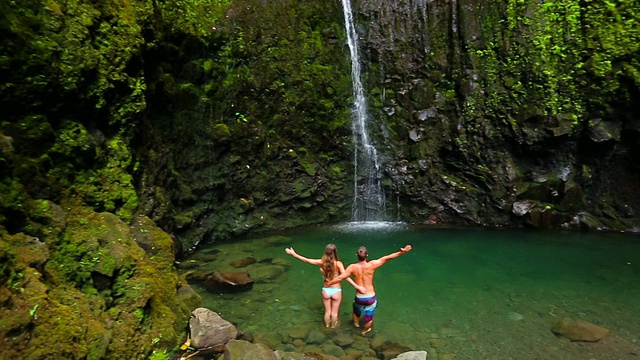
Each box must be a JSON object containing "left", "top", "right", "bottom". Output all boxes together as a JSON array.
[{"left": 180, "top": 307, "right": 430, "bottom": 360}]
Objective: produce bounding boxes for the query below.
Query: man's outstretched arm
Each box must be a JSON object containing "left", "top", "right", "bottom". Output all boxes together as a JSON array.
[{"left": 373, "top": 245, "right": 412, "bottom": 266}]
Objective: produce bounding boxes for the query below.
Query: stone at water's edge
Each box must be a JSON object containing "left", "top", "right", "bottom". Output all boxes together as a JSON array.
[
  {"left": 393, "top": 351, "right": 428, "bottom": 360},
  {"left": 378, "top": 341, "right": 414, "bottom": 360},
  {"left": 224, "top": 339, "right": 276, "bottom": 360},
  {"left": 183, "top": 310, "right": 429, "bottom": 360},
  {"left": 551, "top": 317, "right": 609, "bottom": 342},
  {"left": 189, "top": 308, "right": 238, "bottom": 350}
]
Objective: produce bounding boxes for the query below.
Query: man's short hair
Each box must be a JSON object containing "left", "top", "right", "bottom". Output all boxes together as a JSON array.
[{"left": 357, "top": 246, "right": 368, "bottom": 261}]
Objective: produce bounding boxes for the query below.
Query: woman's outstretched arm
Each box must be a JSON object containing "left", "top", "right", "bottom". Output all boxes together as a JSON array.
[{"left": 285, "top": 247, "right": 322, "bottom": 266}]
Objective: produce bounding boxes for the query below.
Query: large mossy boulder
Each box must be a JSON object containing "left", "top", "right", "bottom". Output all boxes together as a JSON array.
[{"left": 0, "top": 208, "right": 196, "bottom": 360}]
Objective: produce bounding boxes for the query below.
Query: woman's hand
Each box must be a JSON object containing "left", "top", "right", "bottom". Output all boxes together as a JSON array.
[
  {"left": 285, "top": 247, "right": 296, "bottom": 256},
  {"left": 354, "top": 284, "right": 367, "bottom": 294}
]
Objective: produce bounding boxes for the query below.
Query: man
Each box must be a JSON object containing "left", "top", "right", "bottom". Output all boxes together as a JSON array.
[{"left": 325, "top": 244, "right": 412, "bottom": 335}]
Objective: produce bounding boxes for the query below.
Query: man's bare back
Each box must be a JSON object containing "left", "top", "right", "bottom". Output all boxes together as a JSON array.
[{"left": 345, "top": 259, "right": 380, "bottom": 296}]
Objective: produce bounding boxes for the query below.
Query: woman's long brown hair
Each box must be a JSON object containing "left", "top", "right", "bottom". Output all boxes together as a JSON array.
[{"left": 321, "top": 243, "right": 339, "bottom": 281}]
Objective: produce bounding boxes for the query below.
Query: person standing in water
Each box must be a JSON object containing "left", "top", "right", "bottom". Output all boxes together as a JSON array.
[
  {"left": 325, "top": 245, "right": 412, "bottom": 335},
  {"left": 285, "top": 244, "right": 366, "bottom": 328}
]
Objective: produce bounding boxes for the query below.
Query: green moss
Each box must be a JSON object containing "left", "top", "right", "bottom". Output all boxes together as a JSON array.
[
  {"left": 0, "top": 178, "right": 28, "bottom": 225},
  {"left": 209, "top": 123, "right": 231, "bottom": 141},
  {"left": 298, "top": 157, "right": 318, "bottom": 176},
  {"left": 159, "top": 0, "right": 232, "bottom": 37},
  {"left": 148, "top": 350, "right": 173, "bottom": 360},
  {"left": 47, "top": 134, "right": 139, "bottom": 223},
  {"left": 0, "top": 237, "right": 22, "bottom": 290}
]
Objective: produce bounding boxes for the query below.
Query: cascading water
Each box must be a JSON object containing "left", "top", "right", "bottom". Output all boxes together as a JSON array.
[{"left": 340, "top": 0, "right": 386, "bottom": 222}]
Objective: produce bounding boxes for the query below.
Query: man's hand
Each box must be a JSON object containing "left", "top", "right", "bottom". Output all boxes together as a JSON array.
[
  {"left": 354, "top": 284, "right": 367, "bottom": 294},
  {"left": 401, "top": 245, "right": 412, "bottom": 253}
]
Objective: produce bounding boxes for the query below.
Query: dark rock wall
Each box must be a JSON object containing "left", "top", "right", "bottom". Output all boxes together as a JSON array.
[
  {"left": 135, "top": 0, "right": 356, "bottom": 251},
  {"left": 351, "top": 0, "right": 640, "bottom": 230}
]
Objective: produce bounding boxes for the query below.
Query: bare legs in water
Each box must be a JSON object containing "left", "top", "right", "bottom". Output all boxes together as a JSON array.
[
  {"left": 322, "top": 289, "right": 342, "bottom": 328},
  {"left": 353, "top": 313, "right": 373, "bottom": 335}
]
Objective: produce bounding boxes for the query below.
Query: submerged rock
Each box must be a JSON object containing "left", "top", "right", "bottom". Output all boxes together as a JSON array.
[
  {"left": 551, "top": 317, "right": 609, "bottom": 342},
  {"left": 379, "top": 341, "right": 413, "bottom": 360},
  {"left": 195, "top": 271, "right": 254, "bottom": 292},
  {"left": 224, "top": 339, "right": 276, "bottom": 360},
  {"left": 230, "top": 256, "right": 257, "bottom": 268},
  {"left": 393, "top": 351, "right": 428, "bottom": 360}
]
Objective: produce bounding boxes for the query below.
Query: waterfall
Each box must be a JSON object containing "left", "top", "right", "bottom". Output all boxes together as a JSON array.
[{"left": 340, "top": 0, "right": 386, "bottom": 222}]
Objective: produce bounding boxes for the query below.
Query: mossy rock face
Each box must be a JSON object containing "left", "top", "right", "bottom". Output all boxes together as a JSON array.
[{"left": 0, "top": 208, "right": 195, "bottom": 360}]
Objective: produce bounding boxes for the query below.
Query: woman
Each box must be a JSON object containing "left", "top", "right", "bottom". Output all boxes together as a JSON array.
[{"left": 285, "top": 244, "right": 365, "bottom": 328}]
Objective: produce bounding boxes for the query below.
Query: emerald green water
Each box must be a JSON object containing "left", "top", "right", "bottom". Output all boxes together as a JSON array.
[{"left": 181, "top": 225, "right": 640, "bottom": 359}]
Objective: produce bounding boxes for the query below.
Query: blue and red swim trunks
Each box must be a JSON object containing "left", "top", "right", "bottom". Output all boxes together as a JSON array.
[{"left": 353, "top": 293, "right": 377, "bottom": 323}]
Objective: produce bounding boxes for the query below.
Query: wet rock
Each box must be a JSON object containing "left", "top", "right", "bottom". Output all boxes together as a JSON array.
[
  {"left": 551, "top": 317, "right": 609, "bottom": 342},
  {"left": 562, "top": 212, "right": 603, "bottom": 230},
  {"left": 331, "top": 329, "right": 354, "bottom": 346},
  {"left": 587, "top": 118, "right": 621, "bottom": 143},
  {"left": 230, "top": 256, "right": 257, "bottom": 268},
  {"left": 271, "top": 257, "right": 292, "bottom": 268},
  {"left": 175, "top": 260, "right": 199, "bottom": 270},
  {"left": 524, "top": 207, "right": 572, "bottom": 229},
  {"left": 557, "top": 180, "right": 585, "bottom": 211},
  {"left": 414, "top": 107, "right": 440, "bottom": 122},
  {"left": 302, "top": 345, "right": 323, "bottom": 354},
  {"left": 0, "top": 133, "right": 13, "bottom": 155},
  {"left": 306, "top": 328, "right": 326, "bottom": 344},
  {"left": 177, "top": 284, "right": 202, "bottom": 311},
  {"left": 320, "top": 343, "right": 346, "bottom": 358},
  {"left": 409, "top": 128, "right": 422, "bottom": 142},
  {"left": 370, "top": 334, "right": 387, "bottom": 349},
  {"left": 289, "top": 324, "right": 312, "bottom": 340},
  {"left": 189, "top": 271, "right": 254, "bottom": 292},
  {"left": 429, "top": 338, "right": 446, "bottom": 349},
  {"left": 393, "top": 351, "right": 428, "bottom": 360},
  {"left": 213, "top": 271, "right": 254, "bottom": 292},
  {"left": 189, "top": 308, "right": 238, "bottom": 350},
  {"left": 274, "top": 350, "right": 305, "bottom": 360},
  {"left": 511, "top": 200, "right": 536, "bottom": 216},
  {"left": 224, "top": 339, "right": 276, "bottom": 360},
  {"left": 507, "top": 312, "right": 523, "bottom": 321},
  {"left": 379, "top": 341, "right": 413, "bottom": 360},
  {"left": 253, "top": 332, "right": 282, "bottom": 350},
  {"left": 249, "top": 263, "right": 286, "bottom": 282},
  {"left": 11, "top": 233, "right": 49, "bottom": 268},
  {"left": 199, "top": 253, "right": 220, "bottom": 262},
  {"left": 301, "top": 352, "right": 339, "bottom": 360}
]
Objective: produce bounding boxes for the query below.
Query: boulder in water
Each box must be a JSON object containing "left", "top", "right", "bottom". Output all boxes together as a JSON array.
[
  {"left": 188, "top": 271, "right": 254, "bottom": 292},
  {"left": 551, "top": 317, "right": 609, "bottom": 342},
  {"left": 206, "top": 271, "right": 254, "bottom": 292},
  {"left": 224, "top": 339, "right": 276, "bottom": 360},
  {"left": 393, "top": 351, "right": 428, "bottom": 360},
  {"left": 230, "top": 256, "right": 257, "bottom": 268}
]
